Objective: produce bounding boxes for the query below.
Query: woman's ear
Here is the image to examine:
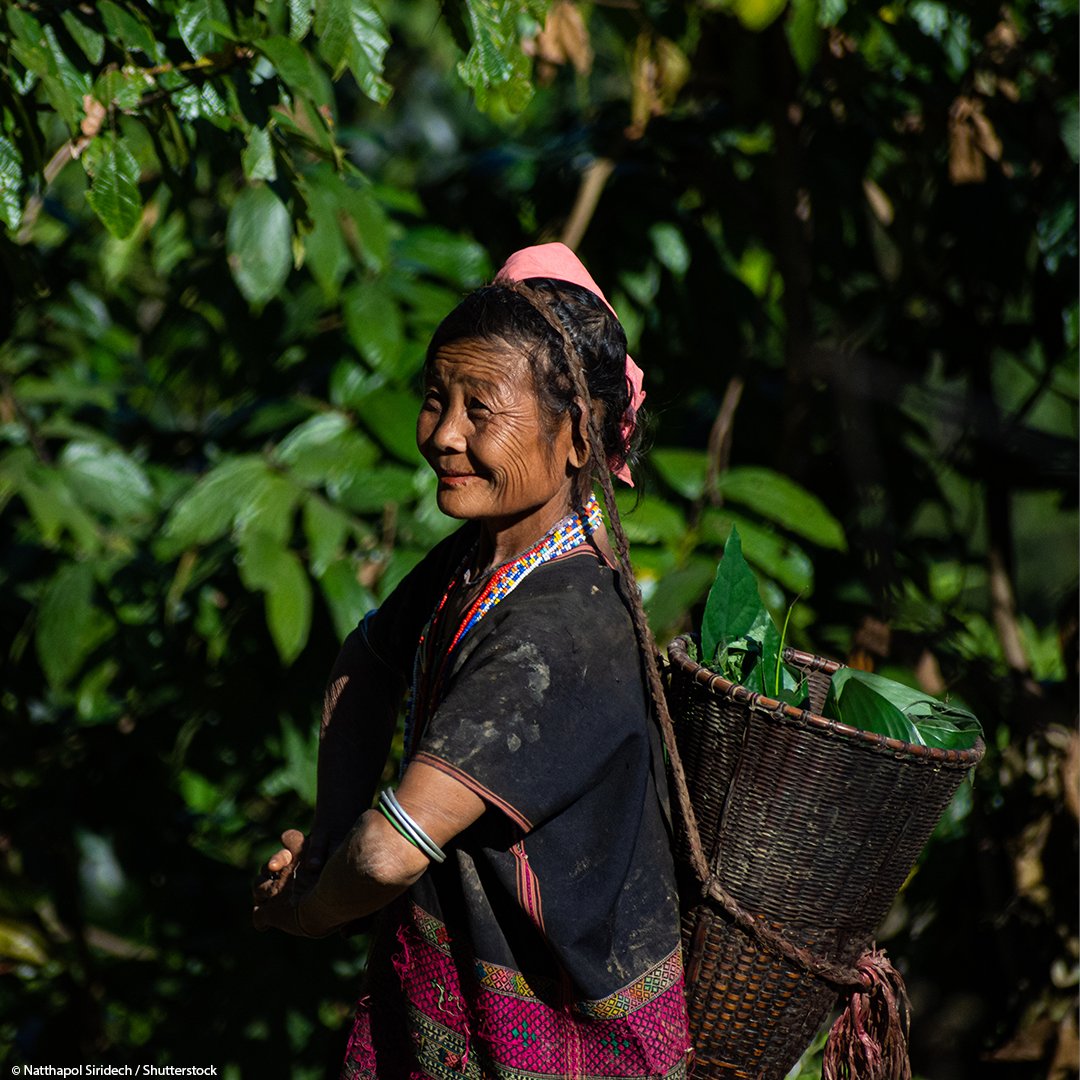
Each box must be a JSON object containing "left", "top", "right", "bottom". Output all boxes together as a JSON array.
[{"left": 568, "top": 395, "right": 602, "bottom": 470}]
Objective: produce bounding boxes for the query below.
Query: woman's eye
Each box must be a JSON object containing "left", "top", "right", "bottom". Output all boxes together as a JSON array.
[
  {"left": 467, "top": 397, "right": 490, "bottom": 414},
  {"left": 421, "top": 390, "right": 443, "bottom": 412}
]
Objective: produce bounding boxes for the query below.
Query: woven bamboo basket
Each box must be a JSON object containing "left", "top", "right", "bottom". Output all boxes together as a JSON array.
[{"left": 664, "top": 636, "right": 985, "bottom": 1079}]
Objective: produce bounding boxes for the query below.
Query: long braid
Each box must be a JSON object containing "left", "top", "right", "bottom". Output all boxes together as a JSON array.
[{"left": 510, "top": 280, "right": 710, "bottom": 886}]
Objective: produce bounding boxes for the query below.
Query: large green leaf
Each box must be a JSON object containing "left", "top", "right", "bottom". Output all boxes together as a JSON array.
[
  {"left": 651, "top": 448, "right": 709, "bottom": 500},
  {"left": 344, "top": 280, "right": 405, "bottom": 375},
  {"left": 346, "top": 0, "right": 392, "bottom": 105},
  {"left": 60, "top": 442, "right": 154, "bottom": 522},
  {"left": 825, "top": 668, "right": 982, "bottom": 750},
  {"left": 825, "top": 674, "right": 922, "bottom": 744},
  {"left": 318, "top": 558, "right": 377, "bottom": 640},
  {"left": 359, "top": 388, "right": 424, "bottom": 465},
  {"left": 176, "top": 0, "right": 224, "bottom": 60},
  {"left": 164, "top": 456, "right": 267, "bottom": 546},
  {"left": 718, "top": 467, "right": 846, "bottom": 551},
  {"left": 700, "top": 526, "right": 763, "bottom": 665},
  {"left": 60, "top": 10, "right": 105, "bottom": 64},
  {"left": 36, "top": 562, "right": 113, "bottom": 690},
  {"left": 700, "top": 509, "right": 814, "bottom": 594},
  {"left": 259, "top": 35, "right": 325, "bottom": 101},
  {"left": 226, "top": 184, "right": 292, "bottom": 306},
  {"left": 302, "top": 494, "right": 349, "bottom": 576},
  {"left": 84, "top": 136, "right": 143, "bottom": 240},
  {"left": 0, "top": 135, "right": 23, "bottom": 231},
  {"left": 612, "top": 492, "right": 686, "bottom": 545},
  {"left": 239, "top": 532, "right": 312, "bottom": 664},
  {"left": 313, "top": 0, "right": 391, "bottom": 103}
]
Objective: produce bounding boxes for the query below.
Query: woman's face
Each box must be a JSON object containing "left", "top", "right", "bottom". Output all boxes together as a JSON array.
[{"left": 417, "top": 338, "right": 583, "bottom": 549}]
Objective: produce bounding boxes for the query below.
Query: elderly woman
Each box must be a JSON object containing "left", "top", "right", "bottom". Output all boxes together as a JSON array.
[{"left": 253, "top": 244, "right": 690, "bottom": 1080}]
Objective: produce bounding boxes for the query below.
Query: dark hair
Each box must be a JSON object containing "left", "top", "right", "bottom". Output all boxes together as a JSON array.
[{"left": 425, "top": 278, "right": 644, "bottom": 502}]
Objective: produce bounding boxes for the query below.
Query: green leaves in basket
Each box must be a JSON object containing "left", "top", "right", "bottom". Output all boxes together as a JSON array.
[
  {"left": 823, "top": 668, "right": 983, "bottom": 750},
  {"left": 701, "top": 527, "right": 804, "bottom": 704}
]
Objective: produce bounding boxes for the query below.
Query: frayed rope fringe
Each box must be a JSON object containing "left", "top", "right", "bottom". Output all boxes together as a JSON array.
[{"left": 822, "top": 948, "right": 912, "bottom": 1080}]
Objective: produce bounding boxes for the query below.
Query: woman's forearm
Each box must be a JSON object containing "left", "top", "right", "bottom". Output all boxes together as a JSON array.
[{"left": 298, "top": 809, "right": 428, "bottom": 934}]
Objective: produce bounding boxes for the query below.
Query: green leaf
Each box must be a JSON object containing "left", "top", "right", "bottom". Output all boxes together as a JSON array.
[
  {"left": 275, "top": 413, "right": 379, "bottom": 489},
  {"left": 36, "top": 563, "right": 113, "bottom": 690},
  {"left": 177, "top": 0, "right": 219, "bottom": 60},
  {"left": 786, "top": 0, "right": 821, "bottom": 73},
  {"left": 301, "top": 170, "right": 351, "bottom": 298},
  {"left": 612, "top": 492, "right": 687, "bottom": 545},
  {"left": 344, "top": 280, "right": 405, "bottom": 375},
  {"left": 457, "top": 0, "right": 535, "bottom": 114},
  {"left": 290, "top": 0, "right": 316, "bottom": 40},
  {"left": 650, "top": 223, "right": 691, "bottom": 277},
  {"left": 84, "top": 136, "right": 143, "bottom": 240},
  {"left": 335, "top": 463, "right": 417, "bottom": 512},
  {"left": 239, "top": 532, "right": 313, "bottom": 664},
  {"left": 0, "top": 918, "right": 49, "bottom": 967},
  {"left": 98, "top": 1, "right": 162, "bottom": 60},
  {"left": 700, "top": 509, "right": 814, "bottom": 594},
  {"left": 729, "top": 0, "right": 789, "bottom": 32},
  {"left": 358, "top": 388, "right": 424, "bottom": 465},
  {"left": 395, "top": 227, "right": 491, "bottom": 288},
  {"left": 0, "top": 135, "right": 23, "bottom": 231},
  {"left": 60, "top": 442, "right": 154, "bottom": 522},
  {"left": 93, "top": 67, "right": 144, "bottom": 112},
  {"left": 342, "top": 183, "right": 390, "bottom": 270},
  {"left": 241, "top": 126, "right": 277, "bottom": 182},
  {"left": 313, "top": 0, "right": 392, "bottom": 102},
  {"left": 643, "top": 556, "right": 715, "bottom": 638},
  {"left": 651, "top": 448, "right": 709, "bottom": 500},
  {"left": 825, "top": 668, "right": 982, "bottom": 749},
  {"left": 718, "top": 467, "right": 846, "bottom": 551},
  {"left": 227, "top": 184, "right": 292, "bottom": 307},
  {"left": 345, "top": 0, "right": 393, "bottom": 105},
  {"left": 61, "top": 10, "right": 106, "bottom": 64},
  {"left": 236, "top": 472, "right": 300, "bottom": 545},
  {"left": 825, "top": 673, "right": 922, "bottom": 744},
  {"left": 260, "top": 35, "right": 323, "bottom": 99},
  {"left": 701, "top": 526, "right": 767, "bottom": 665},
  {"left": 318, "top": 558, "right": 377, "bottom": 640},
  {"left": 314, "top": 0, "right": 352, "bottom": 73},
  {"left": 303, "top": 495, "right": 349, "bottom": 576},
  {"left": 164, "top": 456, "right": 267, "bottom": 546}
]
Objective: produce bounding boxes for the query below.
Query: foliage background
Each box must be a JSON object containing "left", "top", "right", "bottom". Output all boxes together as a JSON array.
[{"left": 1, "top": 0, "right": 1076, "bottom": 1076}]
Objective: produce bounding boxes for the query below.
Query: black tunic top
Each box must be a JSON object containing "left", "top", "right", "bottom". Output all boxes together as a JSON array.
[{"left": 343, "top": 521, "right": 689, "bottom": 1080}]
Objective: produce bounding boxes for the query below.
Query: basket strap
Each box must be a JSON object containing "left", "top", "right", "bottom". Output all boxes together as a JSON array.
[{"left": 700, "top": 875, "right": 866, "bottom": 990}]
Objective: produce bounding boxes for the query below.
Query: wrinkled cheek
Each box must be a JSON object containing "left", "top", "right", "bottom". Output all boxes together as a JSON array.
[{"left": 495, "top": 457, "right": 533, "bottom": 504}]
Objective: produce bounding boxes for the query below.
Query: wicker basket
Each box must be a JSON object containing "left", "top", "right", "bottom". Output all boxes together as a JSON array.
[{"left": 665, "top": 637, "right": 985, "bottom": 1079}]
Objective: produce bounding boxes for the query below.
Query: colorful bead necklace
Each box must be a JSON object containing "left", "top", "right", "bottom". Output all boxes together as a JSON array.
[{"left": 404, "top": 496, "right": 603, "bottom": 760}]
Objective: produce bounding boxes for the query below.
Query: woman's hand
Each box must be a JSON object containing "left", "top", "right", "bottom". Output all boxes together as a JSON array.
[{"left": 252, "top": 830, "right": 331, "bottom": 937}]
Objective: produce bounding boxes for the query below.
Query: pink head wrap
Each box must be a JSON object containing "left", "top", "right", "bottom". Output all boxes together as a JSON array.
[{"left": 496, "top": 242, "right": 645, "bottom": 486}]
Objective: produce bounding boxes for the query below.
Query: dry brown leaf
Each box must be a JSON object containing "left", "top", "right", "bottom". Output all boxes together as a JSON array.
[
  {"left": 949, "top": 96, "right": 988, "bottom": 184},
  {"left": 862, "top": 177, "right": 895, "bottom": 226},
  {"left": 527, "top": 1, "right": 592, "bottom": 85},
  {"left": 1049, "top": 1011, "right": 1080, "bottom": 1080},
  {"left": 81, "top": 95, "right": 106, "bottom": 139},
  {"left": 626, "top": 34, "right": 688, "bottom": 139},
  {"left": 1013, "top": 811, "right": 1052, "bottom": 902}
]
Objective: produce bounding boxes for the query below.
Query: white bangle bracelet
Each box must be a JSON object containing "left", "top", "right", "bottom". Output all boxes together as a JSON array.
[{"left": 378, "top": 788, "right": 447, "bottom": 864}]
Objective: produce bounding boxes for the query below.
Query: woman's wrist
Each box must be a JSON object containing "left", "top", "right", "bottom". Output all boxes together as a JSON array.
[{"left": 297, "top": 888, "right": 343, "bottom": 938}]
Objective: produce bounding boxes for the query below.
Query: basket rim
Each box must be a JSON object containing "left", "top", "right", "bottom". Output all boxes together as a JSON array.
[{"left": 667, "top": 634, "right": 985, "bottom": 768}]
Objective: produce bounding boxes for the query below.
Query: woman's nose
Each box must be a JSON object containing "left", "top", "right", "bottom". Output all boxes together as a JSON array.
[{"left": 425, "top": 407, "right": 468, "bottom": 454}]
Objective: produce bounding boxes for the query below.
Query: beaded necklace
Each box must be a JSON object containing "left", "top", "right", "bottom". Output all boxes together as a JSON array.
[{"left": 404, "top": 495, "right": 603, "bottom": 760}]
